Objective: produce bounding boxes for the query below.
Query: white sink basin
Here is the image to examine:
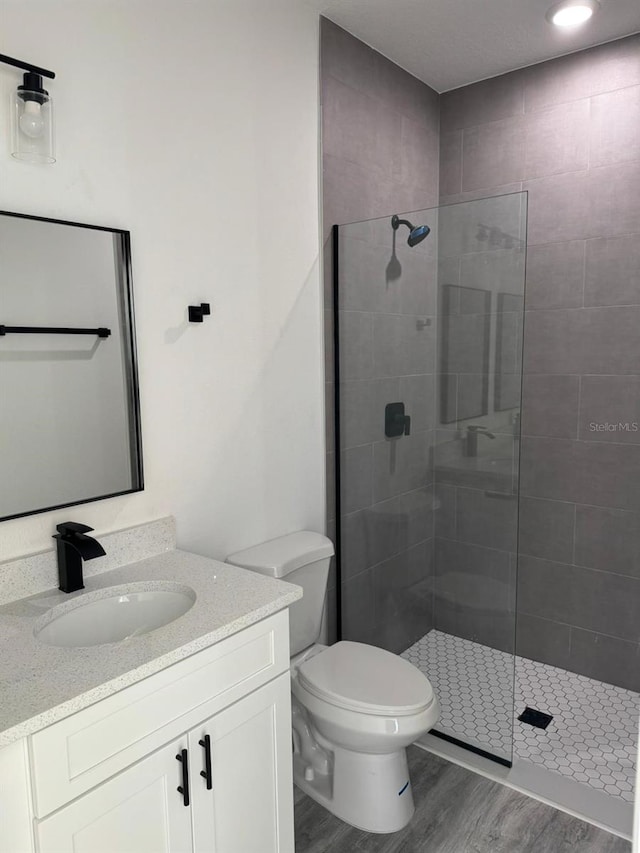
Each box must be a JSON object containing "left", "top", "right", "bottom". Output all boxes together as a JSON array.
[{"left": 34, "top": 582, "right": 197, "bottom": 647}]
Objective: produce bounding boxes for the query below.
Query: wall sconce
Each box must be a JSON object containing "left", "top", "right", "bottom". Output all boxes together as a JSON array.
[{"left": 1, "top": 53, "right": 56, "bottom": 164}]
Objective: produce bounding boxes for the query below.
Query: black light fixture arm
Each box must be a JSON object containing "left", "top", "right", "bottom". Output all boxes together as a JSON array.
[{"left": 0, "top": 53, "right": 55, "bottom": 80}]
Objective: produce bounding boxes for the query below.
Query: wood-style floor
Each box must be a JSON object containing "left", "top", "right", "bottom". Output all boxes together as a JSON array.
[{"left": 294, "top": 746, "right": 632, "bottom": 853}]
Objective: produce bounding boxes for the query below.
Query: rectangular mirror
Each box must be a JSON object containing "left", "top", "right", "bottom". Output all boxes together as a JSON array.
[
  {"left": 0, "top": 210, "right": 143, "bottom": 521},
  {"left": 495, "top": 292, "right": 525, "bottom": 412},
  {"left": 439, "top": 283, "right": 491, "bottom": 424}
]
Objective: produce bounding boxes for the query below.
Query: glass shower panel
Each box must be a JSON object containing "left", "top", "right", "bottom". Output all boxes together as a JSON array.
[
  {"left": 335, "top": 192, "right": 527, "bottom": 766},
  {"left": 429, "top": 192, "right": 527, "bottom": 764},
  {"left": 335, "top": 207, "right": 439, "bottom": 656}
]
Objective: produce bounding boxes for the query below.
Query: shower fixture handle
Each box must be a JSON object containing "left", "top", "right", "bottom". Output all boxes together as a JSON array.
[{"left": 385, "top": 402, "right": 411, "bottom": 438}]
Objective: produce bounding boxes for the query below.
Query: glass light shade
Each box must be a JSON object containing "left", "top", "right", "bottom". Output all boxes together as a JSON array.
[{"left": 12, "top": 89, "right": 55, "bottom": 164}]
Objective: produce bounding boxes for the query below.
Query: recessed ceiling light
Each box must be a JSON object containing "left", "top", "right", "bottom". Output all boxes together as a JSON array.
[{"left": 546, "top": 0, "right": 600, "bottom": 27}]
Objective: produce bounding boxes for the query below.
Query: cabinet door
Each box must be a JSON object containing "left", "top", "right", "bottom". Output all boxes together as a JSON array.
[
  {"left": 36, "top": 736, "right": 194, "bottom": 853},
  {"left": 0, "top": 739, "right": 34, "bottom": 853},
  {"left": 190, "top": 673, "right": 294, "bottom": 853}
]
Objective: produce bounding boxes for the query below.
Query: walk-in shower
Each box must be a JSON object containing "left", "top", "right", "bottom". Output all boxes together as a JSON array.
[{"left": 332, "top": 190, "right": 638, "bottom": 832}]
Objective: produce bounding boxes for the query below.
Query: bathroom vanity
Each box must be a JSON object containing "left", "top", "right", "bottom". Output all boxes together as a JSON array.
[{"left": 0, "top": 527, "right": 301, "bottom": 853}]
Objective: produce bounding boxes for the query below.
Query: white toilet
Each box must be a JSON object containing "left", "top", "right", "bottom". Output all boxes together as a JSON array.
[{"left": 226, "top": 530, "right": 439, "bottom": 834}]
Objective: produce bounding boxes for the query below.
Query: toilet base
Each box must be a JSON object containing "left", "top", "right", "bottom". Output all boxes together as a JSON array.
[{"left": 293, "top": 744, "right": 415, "bottom": 834}]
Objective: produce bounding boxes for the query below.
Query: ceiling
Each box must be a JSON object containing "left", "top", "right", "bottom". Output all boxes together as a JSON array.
[{"left": 303, "top": 0, "right": 640, "bottom": 92}]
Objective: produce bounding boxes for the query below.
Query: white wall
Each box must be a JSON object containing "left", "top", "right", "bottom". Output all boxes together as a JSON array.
[{"left": 0, "top": 0, "right": 325, "bottom": 561}]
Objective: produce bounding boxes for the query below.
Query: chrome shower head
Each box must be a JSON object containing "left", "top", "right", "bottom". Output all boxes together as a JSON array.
[{"left": 391, "top": 214, "right": 431, "bottom": 247}]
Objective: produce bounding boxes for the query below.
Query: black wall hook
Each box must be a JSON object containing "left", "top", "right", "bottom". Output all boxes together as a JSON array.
[{"left": 188, "top": 303, "right": 211, "bottom": 323}]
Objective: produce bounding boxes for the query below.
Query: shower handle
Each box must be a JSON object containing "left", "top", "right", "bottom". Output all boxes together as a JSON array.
[{"left": 385, "top": 402, "right": 411, "bottom": 438}]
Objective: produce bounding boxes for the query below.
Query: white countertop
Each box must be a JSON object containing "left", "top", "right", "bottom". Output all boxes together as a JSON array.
[{"left": 0, "top": 549, "right": 302, "bottom": 746}]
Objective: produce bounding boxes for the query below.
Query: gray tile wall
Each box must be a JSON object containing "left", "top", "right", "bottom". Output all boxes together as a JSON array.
[
  {"left": 439, "top": 34, "right": 640, "bottom": 692},
  {"left": 322, "top": 22, "right": 640, "bottom": 690},
  {"left": 338, "top": 223, "right": 438, "bottom": 652},
  {"left": 321, "top": 18, "right": 440, "bottom": 651}
]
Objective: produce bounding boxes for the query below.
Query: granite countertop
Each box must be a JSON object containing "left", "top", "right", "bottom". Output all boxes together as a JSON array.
[{"left": 0, "top": 549, "right": 302, "bottom": 747}]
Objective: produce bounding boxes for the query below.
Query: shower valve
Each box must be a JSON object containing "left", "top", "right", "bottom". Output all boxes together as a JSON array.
[{"left": 385, "top": 402, "right": 411, "bottom": 438}]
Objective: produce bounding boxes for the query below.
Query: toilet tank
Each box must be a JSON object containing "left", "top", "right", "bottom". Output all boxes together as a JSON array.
[{"left": 226, "top": 531, "right": 334, "bottom": 656}]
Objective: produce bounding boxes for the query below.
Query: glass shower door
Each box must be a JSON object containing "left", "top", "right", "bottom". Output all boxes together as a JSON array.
[{"left": 334, "top": 191, "right": 527, "bottom": 765}]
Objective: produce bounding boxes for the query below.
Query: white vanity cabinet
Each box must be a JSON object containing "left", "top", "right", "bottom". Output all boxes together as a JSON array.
[
  {"left": 188, "top": 674, "right": 293, "bottom": 853},
  {"left": 1, "top": 610, "right": 295, "bottom": 853},
  {"left": 36, "top": 734, "right": 194, "bottom": 853}
]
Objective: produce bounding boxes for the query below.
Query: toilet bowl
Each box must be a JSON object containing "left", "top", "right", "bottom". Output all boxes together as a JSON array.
[
  {"left": 291, "top": 641, "right": 439, "bottom": 832},
  {"left": 226, "top": 531, "right": 439, "bottom": 834}
]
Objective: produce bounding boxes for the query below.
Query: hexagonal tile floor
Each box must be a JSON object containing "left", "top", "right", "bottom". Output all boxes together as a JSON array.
[{"left": 402, "top": 630, "right": 639, "bottom": 803}]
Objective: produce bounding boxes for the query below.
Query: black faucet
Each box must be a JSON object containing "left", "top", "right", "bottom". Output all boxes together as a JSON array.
[
  {"left": 463, "top": 424, "right": 496, "bottom": 457},
  {"left": 53, "top": 522, "right": 106, "bottom": 593}
]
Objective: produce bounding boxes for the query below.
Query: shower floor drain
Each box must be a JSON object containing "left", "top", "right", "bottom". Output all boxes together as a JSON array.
[{"left": 518, "top": 706, "right": 553, "bottom": 729}]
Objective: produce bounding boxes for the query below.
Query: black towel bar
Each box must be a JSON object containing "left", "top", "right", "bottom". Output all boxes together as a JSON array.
[{"left": 0, "top": 325, "right": 111, "bottom": 338}]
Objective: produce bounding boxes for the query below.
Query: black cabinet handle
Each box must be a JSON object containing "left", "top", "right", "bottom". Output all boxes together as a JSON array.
[
  {"left": 176, "top": 748, "right": 190, "bottom": 806},
  {"left": 199, "top": 734, "right": 213, "bottom": 790}
]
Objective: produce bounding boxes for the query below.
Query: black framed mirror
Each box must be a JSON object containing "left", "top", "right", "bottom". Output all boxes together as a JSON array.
[
  {"left": 439, "top": 283, "right": 491, "bottom": 424},
  {"left": 495, "top": 292, "right": 525, "bottom": 412},
  {"left": 0, "top": 210, "right": 143, "bottom": 521}
]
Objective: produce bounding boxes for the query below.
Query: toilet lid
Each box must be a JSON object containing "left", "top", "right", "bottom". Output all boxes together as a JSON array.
[{"left": 297, "top": 641, "right": 434, "bottom": 717}]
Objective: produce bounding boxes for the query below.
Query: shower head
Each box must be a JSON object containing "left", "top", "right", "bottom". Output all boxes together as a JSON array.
[{"left": 391, "top": 214, "right": 431, "bottom": 247}]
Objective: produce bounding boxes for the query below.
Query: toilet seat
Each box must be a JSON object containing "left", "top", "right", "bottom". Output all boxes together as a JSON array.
[{"left": 297, "top": 641, "right": 434, "bottom": 717}]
